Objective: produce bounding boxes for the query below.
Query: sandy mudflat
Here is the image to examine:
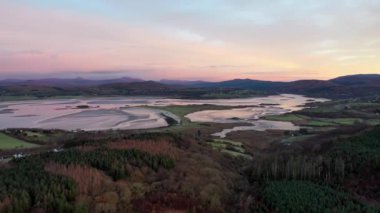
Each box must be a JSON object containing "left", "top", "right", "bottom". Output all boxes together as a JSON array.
[
  {"left": 185, "top": 94, "right": 325, "bottom": 137},
  {"left": 0, "top": 94, "right": 326, "bottom": 131},
  {"left": 185, "top": 107, "right": 290, "bottom": 123},
  {"left": 0, "top": 104, "right": 169, "bottom": 131},
  {"left": 212, "top": 120, "right": 300, "bottom": 138}
]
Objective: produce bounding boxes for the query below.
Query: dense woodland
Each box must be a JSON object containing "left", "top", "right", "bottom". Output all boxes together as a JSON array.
[
  {"left": 244, "top": 127, "right": 380, "bottom": 212},
  {"left": 1, "top": 146, "right": 176, "bottom": 212},
  {"left": 0, "top": 95, "right": 380, "bottom": 212},
  {"left": 0, "top": 127, "right": 379, "bottom": 212}
]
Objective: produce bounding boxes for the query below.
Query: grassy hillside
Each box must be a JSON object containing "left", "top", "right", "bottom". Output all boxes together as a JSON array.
[{"left": 0, "top": 133, "right": 38, "bottom": 150}]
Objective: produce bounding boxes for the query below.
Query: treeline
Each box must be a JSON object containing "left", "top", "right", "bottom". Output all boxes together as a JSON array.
[
  {"left": 62, "top": 131, "right": 184, "bottom": 149},
  {"left": 38, "top": 148, "right": 175, "bottom": 180},
  {"left": 0, "top": 147, "right": 176, "bottom": 212},
  {"left": 248, "top": 127, "right": 380, "bottom": 183},
  {"left": 260, "top": 181, "right": 379, "bottom": 213},
  {"left": 245, "top": 127, "right": 380, "bottom": 212},
  {"left": 327, "top": 127, "right": 380, "bottom": 173},
  {"left": 248, "top": 154, "right": 346, "bottom": 182},
  {"left": 0, "top": 160, "right": 80, "bottom": 212},
  {"left": 106, "top": 140, "right": 180, "bottom": 160}
]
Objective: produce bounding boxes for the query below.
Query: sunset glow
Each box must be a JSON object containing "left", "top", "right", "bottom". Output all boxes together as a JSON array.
[{"left": 1, "top": 0, "right": 379, "bottom": 81}]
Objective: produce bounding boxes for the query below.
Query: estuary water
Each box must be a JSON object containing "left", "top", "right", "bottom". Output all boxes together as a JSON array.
[{"left": 0, "top": 94, "right": 327, "bottom": 133}]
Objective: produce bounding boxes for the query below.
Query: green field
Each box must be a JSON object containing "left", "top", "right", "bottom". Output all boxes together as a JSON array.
[
  {"left": 306, "top": 120, "right": 337, "bottom": 127},
  {"left": 303, "top": 103, "right": 347, "bottom": 113},
  {"left": 0, "top": 96, "right": 41, "bottom": 102},
  {"left": 213, "top": 138, "right": 243, "bottom": 146},
  {"left": 150, "top": 105, "right": 239, "bottom": 125},
  {"left": 23, "top": 131, "right": 53, "bottom": 142},
  {"left": 151, "top": 104, "right": 235, "bottom": 117},
  {"left": 349, "top": 102, "right": 380, "bottom": 109},
  {"left": 265, "top": 113, "right": 361, "bottom": 126},
  {"left": 0, "top": 95, "right": 85, "bottom": 102},
  {"left": 221, "top": 150, "right": 252, "bottom": 159},
  {"left": 304, "top": 118, "right": 364, "bottom": 127},
  {"left": 327, "top": 118, "right": 363, "bottom": 125},
  {"left": 208, "top": 139, "right": 251, "bottom": 159},
  {"left": 0, "top": 133, "right": 38, "bottom": 150},
  {"left": 200, "top": 90, "right": 258, "bottom": 99},
  {"left": 312, "top": 118, "right": 362, "bottom": 126},
  {"left": 265, "top": 112, "right": 366, "bottom": 128},
  {"left": 282, "top": 134, "right": 316, "bottom": 143},
  {"left": 265, "top": 98, "right": 380, "bottom": 131},
  {"left": 264, "top": 114, "right": 309, "bottom": 122},
  {"left": 366, "top": 119, "right": 380, "bottom": 126},
  {"left": 25, "top": 131, "right": 45, "bottom": 138}
]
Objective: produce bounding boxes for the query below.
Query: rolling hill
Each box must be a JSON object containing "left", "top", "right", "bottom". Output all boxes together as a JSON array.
[
  {"left": 0, "top": 77, "right": 143, "bottom": 87},
  {"left": 186, "top": 74, "right": 380, "bottom": 98},
  {"left": 330, "top": 74, "right": 380, "bottom": 86},
  {"left": 192, "top": 79, "right": 286, "bottom": 90},
  {"left": 0, "top": 74, "right": 379, "bottom": 99}
]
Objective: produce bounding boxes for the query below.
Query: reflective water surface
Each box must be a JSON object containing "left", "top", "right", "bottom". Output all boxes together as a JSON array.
[
  {"left": 185, "top": 94, "right": 327, "bottom": 137},
  {"left": 0, "top": 94, "right": 327, "bottom": 132}
]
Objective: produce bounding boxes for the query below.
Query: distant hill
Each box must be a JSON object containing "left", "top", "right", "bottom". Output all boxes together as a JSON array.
[
  {"left": 283, "top": 80, "right": 340, "bottom": 93},
  {"left": 330, "top": 74, "right": 380, "bottom": 86},
  {"left": 187, "top": 74, "right": 380, "bottom": 98},
  {"left": 0, "top": 74, "right": 379, "bottom": 99},
  {"left": 0, "top": 77, "right": 143, "bottom": 87},
  {"left": 283, "top": 75, "right": 380, "bottom": 98},
  {"left": 99, "top": 81, "right": 174, "bottom": 92},
  {"left": 159, "top": 79, "right": 208, "bottom": 86},
  {"left": 192, "top": 79, "right": 286, "bottom": 90}
]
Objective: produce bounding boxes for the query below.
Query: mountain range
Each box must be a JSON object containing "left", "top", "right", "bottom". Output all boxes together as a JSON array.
[
  {"left": 186, "top": 74, "right": 380, "bottom": 98},
  {"left": 0, "top": 74, "right": 379, "bottom": 99},
  {"left": 0, "top": 77, "right": 142, "bottom": 87}
]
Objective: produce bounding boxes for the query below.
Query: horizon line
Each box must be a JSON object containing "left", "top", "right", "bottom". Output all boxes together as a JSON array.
[{"left": 0, "top": 73, "right": 378, "bottom": 83}]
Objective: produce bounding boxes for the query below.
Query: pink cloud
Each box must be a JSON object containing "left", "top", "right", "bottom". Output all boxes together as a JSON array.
[{"left": 0, "top": 2, "right": 379, "bottom": 81}]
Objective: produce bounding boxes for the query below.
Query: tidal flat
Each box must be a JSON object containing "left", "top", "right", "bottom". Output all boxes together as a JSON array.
[{"left": 0, "top": 94, "right": 327, "bottom": 131}]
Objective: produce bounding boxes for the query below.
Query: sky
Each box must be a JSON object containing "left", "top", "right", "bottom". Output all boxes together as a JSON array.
[{"left": 0, "top": 0, "right": 380, "bottom": 81}]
